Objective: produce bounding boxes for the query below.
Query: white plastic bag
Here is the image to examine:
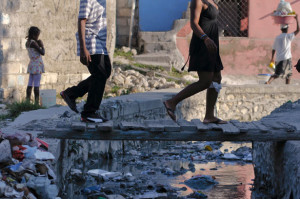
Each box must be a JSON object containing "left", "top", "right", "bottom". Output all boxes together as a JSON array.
[{"left": 276, "top": 0, "right": 293, "bottom": 15}]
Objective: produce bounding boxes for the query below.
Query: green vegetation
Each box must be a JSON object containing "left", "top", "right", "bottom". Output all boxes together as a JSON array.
[
  {"left": 111, "top": 85, "right": 121, "bottom": 94},
  {"left": 114, "top": 48, "right": 134, "bottom": 61},
  {"left": 0, "top": 100, "right": 44, "bottom": 120},
  {"left": 133, "top": 63, "right": 164, "bottom": 71},
  {"left": 168, "top": 67, "right": 189, "bottom": 79}
]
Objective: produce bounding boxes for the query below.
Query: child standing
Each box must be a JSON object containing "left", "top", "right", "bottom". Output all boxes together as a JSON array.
[{"left": 25, "top": 26, "right": 45, "bottom": 104}]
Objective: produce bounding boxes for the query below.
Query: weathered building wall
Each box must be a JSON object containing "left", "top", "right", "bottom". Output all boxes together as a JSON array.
[
  {"left": 249, "top": 0, "right": 300, "bottom": 38},
  {"left": 0, "top": 0, "right": 116, "bottom": 101},
  {"left": 116, "top": 0, "right": 139, "bottom": 47}
]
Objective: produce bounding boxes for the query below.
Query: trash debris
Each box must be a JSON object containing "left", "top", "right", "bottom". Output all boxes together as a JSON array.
[
  {"left": 34, "top": 150, "right": 55, "bottom": 160},
  {"left": 0, "top": 140, "right": 12, "bottom": 163},
  {"left": 0, "top": 132, "right": 58, "bottom": 199},
  {"left": 81, "top": 185, "right": 101, "bottom": 195},
  {"left": 204, "top": 145, "right": 213, "bottom": 151}
]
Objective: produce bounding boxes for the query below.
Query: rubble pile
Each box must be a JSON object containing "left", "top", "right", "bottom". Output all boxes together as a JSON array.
[
  {"left": 105, "top": 67, "right": 186, "bottom": 98},
  {"left": 0, "top": 131, "right": 59, "bottom": 199}
]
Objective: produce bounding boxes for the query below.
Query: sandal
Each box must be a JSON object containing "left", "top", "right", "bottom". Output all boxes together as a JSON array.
[
  {"left": 163, "top": 101, "right": 176, "bottom": 122},
  {"left": 203, "top": 118, "right": 228, "bottom": 124}
]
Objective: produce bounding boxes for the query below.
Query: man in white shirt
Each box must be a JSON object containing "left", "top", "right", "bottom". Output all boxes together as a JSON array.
[{"left": 266, "top": 15, "right": 299, "bottom": 84}]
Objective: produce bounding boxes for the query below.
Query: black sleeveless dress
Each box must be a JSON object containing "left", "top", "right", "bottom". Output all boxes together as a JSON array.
[{"left": 188, "top": 3, "right": 224, "bottom": 72}]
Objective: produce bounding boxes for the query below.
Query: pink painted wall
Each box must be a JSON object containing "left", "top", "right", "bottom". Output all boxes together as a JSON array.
[
  {"left": 220, "top": 38, "right": 300, "bottom": 78},
  {"left": 175, "top": 0, "right": 300, "bottom": 79},
  {"left": 249, "top": 0, "right": 300, "bottom": 38}
]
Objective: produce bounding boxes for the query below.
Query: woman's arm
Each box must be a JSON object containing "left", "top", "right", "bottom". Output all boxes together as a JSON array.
[
  {"left": 190, "top": 0, "right": 217, "bottom": 54},
  {"left": 30, "top": 40, "right": 45, "bottom": 56},
  {"left": 190, "top": 0, "right": 205, "bottom": 38}
]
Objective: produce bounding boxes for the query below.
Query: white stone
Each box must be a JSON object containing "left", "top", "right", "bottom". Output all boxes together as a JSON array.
[{"left": 112, "top": 75, "right": 125, "bottom": 85}]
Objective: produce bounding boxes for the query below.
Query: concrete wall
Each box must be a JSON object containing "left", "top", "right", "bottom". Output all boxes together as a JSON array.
[
  {"left": 0, "top": 0, "right": 116, "bottom": 101},
  {"left": 97, "top": 85, "right": 300, "bottom": 123},
  {"left": 116, "top": 0, "right": 139, "bottom": 47},
  {"left": 253, "top": 141, "right": 300, "bottom": 198},
  {"left": 220, "top": 37, "right": 300, "bottom": 79}
]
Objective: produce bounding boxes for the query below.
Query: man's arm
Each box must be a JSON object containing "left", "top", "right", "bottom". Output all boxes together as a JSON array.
[
  {"left": 295, "top": 15, "right": 299, "bottom": 36},
  {"left": 271, "top": 49, "right": 276, "bottom": 63},
  {"left": 78, "top": 18, "right": 91, "bottom": 66}
]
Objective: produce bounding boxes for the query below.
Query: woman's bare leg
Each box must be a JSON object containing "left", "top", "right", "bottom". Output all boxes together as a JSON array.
[
  {"left": 204, "top": 72, "right": 222, "bottom": 122},
  {"left": 164, "top": 71, "right": 213, "bottom": 111}
]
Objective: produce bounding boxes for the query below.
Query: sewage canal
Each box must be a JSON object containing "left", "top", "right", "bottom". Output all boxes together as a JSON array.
[{"left": 51, "top": 140, "right": 254, "bottom": 199}]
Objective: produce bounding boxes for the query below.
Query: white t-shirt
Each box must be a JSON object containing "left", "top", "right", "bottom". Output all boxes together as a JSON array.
[{"left": 273, "top": 33, "right": 295, "bottom": 62}]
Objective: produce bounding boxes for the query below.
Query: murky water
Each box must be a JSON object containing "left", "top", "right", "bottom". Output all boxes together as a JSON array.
[{"left": 57, "top": 141, "right": 254, "bottom": 198}]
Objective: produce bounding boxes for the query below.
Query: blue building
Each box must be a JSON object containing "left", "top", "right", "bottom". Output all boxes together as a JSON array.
[{"left": 139, "top": 0, "right": 191, "bottom": 31}]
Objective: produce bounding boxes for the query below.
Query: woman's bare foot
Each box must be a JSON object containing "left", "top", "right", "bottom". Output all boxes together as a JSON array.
[{"left": 163, "top": 101, "right": 176, "bottom": 121}]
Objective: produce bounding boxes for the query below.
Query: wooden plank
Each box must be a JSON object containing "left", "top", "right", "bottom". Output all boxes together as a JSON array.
[
  {"left": 144, "top": 120, "right": 165, "bottom": 132},
  {"left": 161, "top": 120, "right": 180, "bottom": 132},
  {"left": 96, "top": 120, "right": 113, "bottom": 132},
  {"left": 219, "top": 122, "right": 240, "bottom": 134},
  {"left": 261, "top": 119, "right": 297, "bottom": 132},
  {"left": 41, "top": 129, "right": 300, "bottom": 141},
  {"left": 206, "top": 123, "right": 223, "bottom": 131},
  {"left": 191, "top": 119, "right": 209, "bottom": 132},
  {"left": 72, "top": 122, "right": 95, "bottom": 131},
  {"left": 119, "top": 122, "right": 145, "bottom": 131},
  {"left": 261, "top": 119, "right": 287, "bottom": 130},
  {"left": 252, "top": 121, "right": 269, "bottom": 133},
  {"left": 231, "top": 120, "right": 258, "bottom": 133},
  {"left": 177, "top": 119, "right": 197, "bottom": 131}
]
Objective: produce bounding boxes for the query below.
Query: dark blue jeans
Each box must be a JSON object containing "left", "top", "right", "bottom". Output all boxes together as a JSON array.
[{"left": 65, "top": 54, "right": 111, "bottom": 117}]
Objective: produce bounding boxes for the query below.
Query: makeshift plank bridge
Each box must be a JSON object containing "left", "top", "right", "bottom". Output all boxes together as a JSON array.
[{"left": 41, "top": 118, "right": 300, "bottom": 142}]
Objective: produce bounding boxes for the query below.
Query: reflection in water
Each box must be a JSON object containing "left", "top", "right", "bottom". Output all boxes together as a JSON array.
[
  {"left": 171, "top": 162, "right": 254, "bottom": 198},
  {"left": 92, "top": 158, "right": 254, "bottom": 198}
]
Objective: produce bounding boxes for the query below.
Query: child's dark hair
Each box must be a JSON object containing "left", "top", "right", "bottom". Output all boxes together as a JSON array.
[{"left": 26, "top": 26, "right": 40, "bottom": 40}]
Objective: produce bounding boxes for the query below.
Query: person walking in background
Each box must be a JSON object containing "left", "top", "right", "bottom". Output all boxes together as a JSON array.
[
  {"left": 60, "top": 0, "right": 111, "bottom": 123},
  {"left": 266, "top": 15, "right": 299, "bottom": 84},
  {"left": 163, "top": 0, "right": 227, "bottom": 124},
  {"left": 25, "top": 26, "right": 45, "bottom": 104}
]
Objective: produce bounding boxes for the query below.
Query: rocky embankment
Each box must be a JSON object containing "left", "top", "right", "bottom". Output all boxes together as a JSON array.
[{"left": 105, "top": 66, "right": 187, "bottom": 98}]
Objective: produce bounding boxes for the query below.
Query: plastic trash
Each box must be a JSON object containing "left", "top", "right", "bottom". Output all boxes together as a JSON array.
[
  {"left": 204, "top": 145, "right": 213, "bottom": 151},
  {"left": 4, "top": 186, "right": 24, "bottom": 198},
  {"left": 34, "top": 150, "right": 55, "bottom": 160},
  {"left": 184, "top": 175, "right": 218, "bottom": 190},
  {"left": 23, "top": 145, "right": 37, "bottom": 159},
  {"left": 36, "top": 138, "right": 49, "bottom": 151},
  {"left": 4, "top": 133, "right": 38, "bottom": 147},
  {"left": 0, "top": 180, "right": 6, "bottom": 196},
  {"left": 71, "top": 169, "right": 82, "bottom": 176},
  {"left": 81, "top": 185, "right": 101, "bottom": 195},
  {"left": 26, "top": 175, "right": 58, "bottom": 199},
  {"left": 222, "top": 153, "right": 241, "bottom": 160},
  {"left": 0, "top": 140, "right": 12, "bottom": 163},
  {"left": 7, "top": 162, "right": 24, "bottom": 172},
  {"left": 87, "top": 169, "right": 122, "bottom": 181}
]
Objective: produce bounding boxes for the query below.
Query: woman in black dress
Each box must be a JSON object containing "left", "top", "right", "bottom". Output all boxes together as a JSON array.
[{"left": 163, "top": 0, "right": 227, "bottom": 124}]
